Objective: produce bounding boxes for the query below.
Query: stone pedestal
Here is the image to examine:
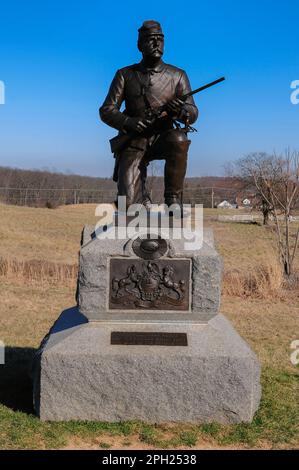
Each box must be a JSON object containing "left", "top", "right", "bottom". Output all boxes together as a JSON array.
[
  {"left": 33, "top": 223, "right": 261, "bottom": 423},
  {"left": 33, "top": 307, "right": 260, "bottom": 423}
]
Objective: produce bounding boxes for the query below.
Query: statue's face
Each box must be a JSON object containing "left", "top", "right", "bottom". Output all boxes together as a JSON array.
[{"left": 139, "top": 34, "right": 164, "bottom": 60}]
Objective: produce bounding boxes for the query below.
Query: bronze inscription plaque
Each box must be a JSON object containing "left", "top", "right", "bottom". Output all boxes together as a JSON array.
[
  {"left": 109, "top": 258, "right": 190, "bottom": 311},
  {"left": 111, "top": 332, "right": 188, "bottom": 346}
]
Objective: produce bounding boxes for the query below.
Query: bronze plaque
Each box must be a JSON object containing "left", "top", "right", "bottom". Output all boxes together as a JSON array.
[
  {"left": 109, "top": 258, "right": 190, "bottom": 311},
  {"left": 111, "top": 331, "right": 188, "bottom": 346}
]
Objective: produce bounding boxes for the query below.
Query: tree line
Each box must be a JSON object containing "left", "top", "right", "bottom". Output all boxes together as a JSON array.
[{"left": 0, "top": 166, "right": 247, "bottom": 208}]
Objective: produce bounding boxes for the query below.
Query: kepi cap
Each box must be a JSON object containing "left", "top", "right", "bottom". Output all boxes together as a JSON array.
[{"left": 138, "top": 20, "right": 164, "bottom": 39}]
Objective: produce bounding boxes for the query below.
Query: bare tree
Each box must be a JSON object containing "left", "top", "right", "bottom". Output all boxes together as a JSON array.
[
  {"left": 229, "top": 152, "right": 276, "bottom": 225},
  {"left": 254, "top": 150, "right": 298, "bottom": 276},
  {"left": 235, "top": 150, "right": 299, "bottom": 277}
]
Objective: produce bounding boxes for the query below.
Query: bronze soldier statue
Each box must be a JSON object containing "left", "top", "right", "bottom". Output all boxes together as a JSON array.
[{"left": 99, "top": 20, "right": 199, "bottom": 209}]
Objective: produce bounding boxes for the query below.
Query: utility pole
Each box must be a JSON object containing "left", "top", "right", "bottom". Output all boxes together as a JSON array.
[{"left": 211, "top": 187, "right": 214, "bottom": 209}]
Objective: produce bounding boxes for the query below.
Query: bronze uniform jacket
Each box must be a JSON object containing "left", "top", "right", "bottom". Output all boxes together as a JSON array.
[{"left": 99, "top": 60, "right": 199, "bottom": 133}]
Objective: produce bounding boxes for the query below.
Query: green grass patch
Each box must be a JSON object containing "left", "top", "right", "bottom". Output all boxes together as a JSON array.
[
  {"left": 196, "top": 368, "right": 299, "bottom": 448},
  {"left": 178, "top": 430, "right": 198, "bottom": 447},
  {"left": 98, "top": 441, "right": 111, "bottom": 449}
]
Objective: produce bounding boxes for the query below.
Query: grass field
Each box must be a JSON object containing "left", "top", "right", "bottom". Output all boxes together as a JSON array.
[{"left": 0, "top": 203, "right": 298, "bottom": 449}]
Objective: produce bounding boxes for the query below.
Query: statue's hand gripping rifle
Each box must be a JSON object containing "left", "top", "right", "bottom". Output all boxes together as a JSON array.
[{"left": 109, "top": 76, "right": 225, "bottom": 155}]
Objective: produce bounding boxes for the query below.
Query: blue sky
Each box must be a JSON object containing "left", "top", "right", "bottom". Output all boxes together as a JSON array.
[{"left": 0, "top": 0, "right": 298, "bottom": 177}]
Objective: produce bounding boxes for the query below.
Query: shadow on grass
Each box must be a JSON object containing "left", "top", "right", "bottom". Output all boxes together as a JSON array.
[
  {"left": 0, "top": 308, "right": 87, "bottom": 418},
  {"left": 0, "top": 346, "right": 36, "bottom": 415}
]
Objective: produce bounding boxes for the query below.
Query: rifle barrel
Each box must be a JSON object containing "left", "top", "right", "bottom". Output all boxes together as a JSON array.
[{"left": 183, "top": 76, "right": 225, "bottom": 99}]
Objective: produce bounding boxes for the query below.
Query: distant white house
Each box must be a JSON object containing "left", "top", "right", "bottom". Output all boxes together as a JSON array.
[
  {"left": 217, "top": 200, "right": 234, "bottom": 209},
  {"left": 242, "top": 198, "right": 251, "bottom": 206}
]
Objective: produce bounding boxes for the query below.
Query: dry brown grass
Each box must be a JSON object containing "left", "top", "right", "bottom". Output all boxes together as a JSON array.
[
  {"left": 223, "top": 255, "right": 287, "bottom": 299},
  {"left": 0, "top": 256, "right": 77, "bottom": 287},
  {"left": 0, "top": 280, "right": 74, "bottom": 347},
  {"left": 0, "top": 202, "right": 98, "bottom": 264},
  {"left": 222, "top": 296, "right": 299, "bottom": 371}
]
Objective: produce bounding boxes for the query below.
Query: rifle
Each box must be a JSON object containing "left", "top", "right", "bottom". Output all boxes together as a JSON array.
[{"left": 109, "top": 76, "right": 225, "bottom": 155}]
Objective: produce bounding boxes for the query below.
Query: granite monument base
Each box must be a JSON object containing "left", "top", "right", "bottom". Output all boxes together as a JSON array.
[{"left": 33, "top": 307, "right": 261, "bottom": 423}]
